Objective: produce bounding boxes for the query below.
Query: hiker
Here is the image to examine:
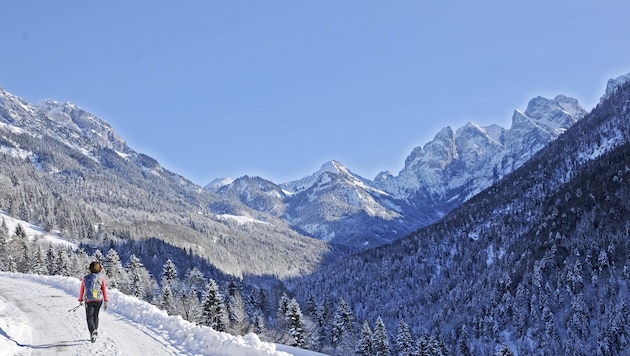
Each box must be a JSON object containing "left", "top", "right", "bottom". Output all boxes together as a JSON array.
[{"left": 78, "top": 261, "right": 109, "bottom": 342}]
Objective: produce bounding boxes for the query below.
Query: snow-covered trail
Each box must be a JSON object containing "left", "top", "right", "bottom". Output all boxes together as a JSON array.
[
  {"left": 0, "top": 274, "right": 182, "bottom": 355},
  {"left": 0, "top": 273, "right": 312, "bottom": 356}
]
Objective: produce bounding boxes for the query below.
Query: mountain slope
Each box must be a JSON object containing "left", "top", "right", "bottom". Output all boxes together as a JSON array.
[
  {"left": 0, "top": 88, "right": 330, "bottom": 278},
  {"left": 287, "top": 77, "right": 630, "bottom": 354}
]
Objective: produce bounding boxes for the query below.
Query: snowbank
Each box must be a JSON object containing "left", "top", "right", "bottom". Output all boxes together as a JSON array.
[{"left": 0, "top": 272, "right": 292, "bottom": 356}]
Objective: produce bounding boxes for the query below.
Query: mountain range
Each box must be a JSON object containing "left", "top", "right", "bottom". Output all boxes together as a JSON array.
[
  {"left": 207, "top": 94, "right": 586, "bottom": 249},
  {"left": 0, "top": 78, "right": 610, "bottom": 261}
]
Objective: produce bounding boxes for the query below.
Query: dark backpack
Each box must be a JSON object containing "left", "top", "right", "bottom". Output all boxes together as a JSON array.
[{"left": 84, "top": 273, "right": 103, "bottom": 302}]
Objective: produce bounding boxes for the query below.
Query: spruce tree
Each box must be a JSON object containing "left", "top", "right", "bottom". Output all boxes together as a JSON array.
[
  {"left": 253, "top": 313, "right": 266, "bottom": 334},
  {"left": 276, "top": 292, "right": 290, "bottom": 329},
  {"left": 331, "top": 298, "right": 355, "bottom": 352},
  {"left": 356, "top": 321, "right": 374, "bottom": 356},
  {"left": 373, "top": 316, "right": 391, "bottom": 356},
  {"left": 55, "top": 249, "right": 69, "bottom": 276},
  {"left": 126, "top": 254, "right": 153, "bottom": 300},
  {"left": 396, "top": 319, "right": 416, "bottom": 356},
  {"left": 160, "top": 284, "right": 175, "bottom": 315},
  {"left": 7, "top": 255, "right": 17, "bottom": 272},
  {"left": 14, "top": 223, "right": 27, "bottom": 239},
  {"left": 105, "top": 248, "right": 127, "bottom": 289},
  {"left": 201, "top": 279, "right": 227, "bottom": 332},
  {"left": 0, "top": 218, "right": 8, "bottom": 237},
  {"left": 0, "top": 221, "right": 7, "bottom": 270},
  {"left": 32, "top": 246, "right": 48, "bottom": 275},
  {"left": 305, "top": 294, "right": 318, "bottom": 318},
  {"left": 286, "top": 298, "right": 306, "bottom": 348},
  {"left": 92, "top": 249, "right": 104, "bottom": 264},
  {"left": 161, "top": 259, "right": 178, "bottom": 286}
]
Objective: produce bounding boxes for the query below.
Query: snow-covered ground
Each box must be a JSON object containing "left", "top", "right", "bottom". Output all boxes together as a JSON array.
[
  {"left": 0, "top": 210, "right": 76, "bottom": 249},
  {"left": 0, "top": 272, "right": 326, "bottom": 356}
]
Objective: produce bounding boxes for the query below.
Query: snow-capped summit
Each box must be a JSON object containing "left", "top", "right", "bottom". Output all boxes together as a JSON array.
[
  {"left": 373, "top": 94, "right": 586, "bottom": 218},
  {"left": 500, "top": 95, "right": 585, "bottom": 174},
  {"left": 205, "top": 177, "right": 235, "bottom": 192},
  {"left": 0, "top": 90, "right": 133, "bottom": 160},
  {"left": 280, "top": 160, "right": 349, "bottom": 193},
  {"left": 213, "top": 175, "right": 287, "bottom": 216},
  {"left": 38, "top": 100, "right": 129, "bottom": 153}
]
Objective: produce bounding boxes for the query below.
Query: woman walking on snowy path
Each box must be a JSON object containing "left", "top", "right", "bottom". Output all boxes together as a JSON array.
[{"left": 78, "top": 261, "right": 109, "bottom": 342}]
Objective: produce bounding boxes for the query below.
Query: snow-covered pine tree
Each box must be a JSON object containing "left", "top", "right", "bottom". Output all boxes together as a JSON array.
[
  {"left": 43, "top": 246, "right": 54, "bottom": 272},
  {"left": 0, "top": 218, "right": 8, "bottom": 237},
  {"left": 331, "top": 298, "right": 356, "bottom": 353},
  {"left": 305, "top": 294, "right": 318, "bottom": 319},
  {"left": 125, "top": 254, "right": 154, "bottom": 300},
  {"left": 161, "top": 259, "right": 178, "bottom": 286},
  {"left": 6, "top": 255, "right": 17, "bottom": 272},
  {"left": 92, "top": 249, "right": 104, "bottom": 264},
  {"left": 226, "top": 278, "right": 239, "bottom": 298},
  {"left": 55, "top": 249, "right": 69, "bottom": 276},
  {"left": 0, "top": 220, "right": 7, "bottom": 270},
  {"left": 373, "top": 316, "right": 391, "bottom": 356},
  {"left": 276, "top": 292, "right": 290, "bottom": 329},
  {"left": 32, "top": 246, "right": 48, "bottom": 275},
  {"left": 257, "top": 288, "right": 269, "bottom": 315},
  {"left": 14, "top": 223, "right": 26, "bottom": 239},
  {"left": 253, "top": 313, "right": 266, "bottom": 335},
  {"left": 201, "top": 279, "right": 227, "bottom": 332},
  {"left": 286, "top": 298, "right": 306, "bottom": 348},
  {"left": 16, "top": 233, "right": 30, "bottom": 273},
  {"left": 395, "top": 319, "right": 416, "bottom": 356},
  {"left": 224, "top": 287, "right": 249, "bottom": 335},
  {"left": 356, "top": 321, "right": 374, "bottom": 356},
  {"left": 160, "top": 283, "right": 175, "bottom": 315},
  {"left": 105, "top": 248, "right": 127, "bottom": 289}
]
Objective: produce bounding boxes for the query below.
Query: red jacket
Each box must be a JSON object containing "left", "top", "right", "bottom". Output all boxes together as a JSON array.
[{"left": 78, "top": 274, "right": 109, "bottom": 303}]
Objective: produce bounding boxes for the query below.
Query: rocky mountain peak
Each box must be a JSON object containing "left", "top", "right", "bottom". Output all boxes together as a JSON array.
[
  {"left": 602, "top": 72, "right": 630, "bottom": 103},
  {"left": 38, "top": 100, "right": 128, "bottom": 152},
  {"left": 280, "top": 160, "right": 350, "bottom": 193},
  {"left": 520, "top": 95, "right": 585, "bottom": 132}
]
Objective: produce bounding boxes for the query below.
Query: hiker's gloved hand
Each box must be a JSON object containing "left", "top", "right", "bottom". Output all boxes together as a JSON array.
[
  {"left": 104, "top": 301, "right": 108, "bottom": 310},
  {"left": 79, "top": 302, "right": 83, "bottom": 306}
]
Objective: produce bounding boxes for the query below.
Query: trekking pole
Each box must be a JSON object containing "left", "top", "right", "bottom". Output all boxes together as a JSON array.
[{"left": 68, "top": 304, "right": 82, "bottom": 312}]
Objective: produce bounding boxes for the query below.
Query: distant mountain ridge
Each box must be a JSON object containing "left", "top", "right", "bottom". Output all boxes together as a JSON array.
[
  {"left": 208, "top": 94, "right": 587, "bottom": 248},
  {"left": 0, "top": 87, "right": 330, "bottom": 279},
  {"left": 0, "top": 74, "right": 622, "bottom": 262}
]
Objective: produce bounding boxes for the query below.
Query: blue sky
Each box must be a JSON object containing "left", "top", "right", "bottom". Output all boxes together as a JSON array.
[{"left": 1, "top": 1, "right": 629, "bottom": 185}]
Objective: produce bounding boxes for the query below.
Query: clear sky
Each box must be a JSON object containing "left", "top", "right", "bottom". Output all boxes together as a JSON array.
[{"left": 1, "top": 1, "right": 629, "bottom": 185}]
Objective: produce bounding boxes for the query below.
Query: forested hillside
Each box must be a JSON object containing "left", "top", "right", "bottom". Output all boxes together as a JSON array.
[{"left": 286, "top": 81, "right": 630, "bottom": 354}]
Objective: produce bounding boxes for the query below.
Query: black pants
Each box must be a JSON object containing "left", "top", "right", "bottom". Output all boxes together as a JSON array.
[{"left": 85, "top": 301, "right": 103, "bottom": 334}]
